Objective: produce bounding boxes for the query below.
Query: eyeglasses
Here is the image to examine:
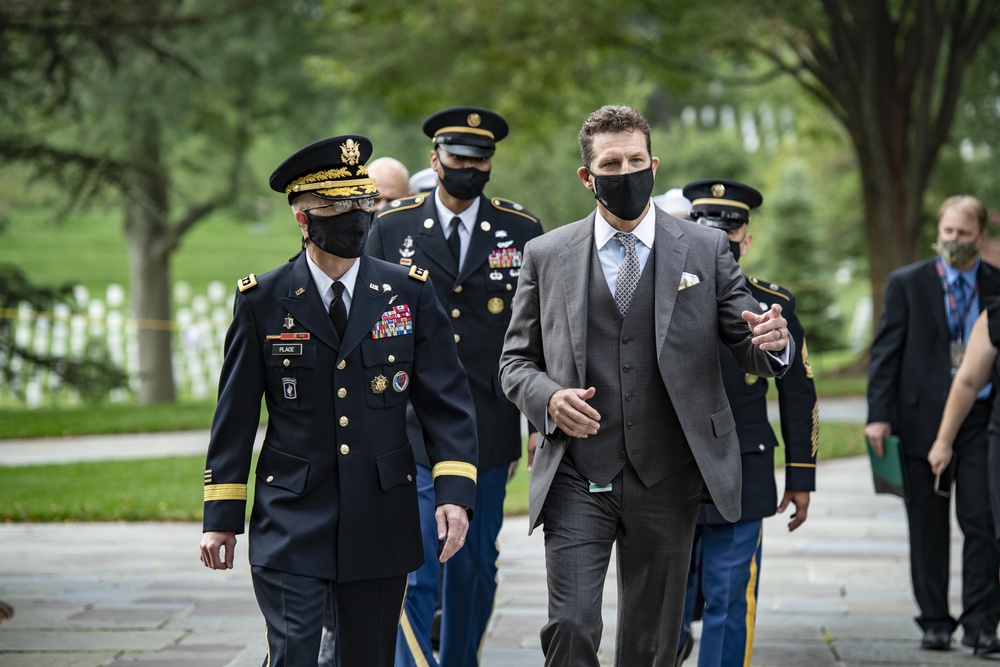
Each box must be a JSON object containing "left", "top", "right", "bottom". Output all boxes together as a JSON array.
[{"left": 305, "top": 197, "right": 376, "bottom": 214}]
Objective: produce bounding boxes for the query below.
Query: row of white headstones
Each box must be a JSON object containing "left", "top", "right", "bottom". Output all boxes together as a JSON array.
[{"left": 5, "top": 281, "right": 234, "bottom": 407}]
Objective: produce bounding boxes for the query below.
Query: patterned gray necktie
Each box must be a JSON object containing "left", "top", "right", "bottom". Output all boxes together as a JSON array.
[{"left": 614, "top": 232, "right": 640, "bottom": 316}]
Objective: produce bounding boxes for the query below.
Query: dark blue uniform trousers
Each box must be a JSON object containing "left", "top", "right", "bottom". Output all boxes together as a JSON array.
[
  {"left": 252, "top": 565, "right": 406, "bottom": 667},
  {"left": 680, "top": 520, "right": 764, "bottom": 667},
  {"left": 396, "top": 463, "right": 508, "bottom": 667}
]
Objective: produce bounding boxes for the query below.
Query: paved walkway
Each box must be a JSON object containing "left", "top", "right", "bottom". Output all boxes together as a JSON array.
[{"left": 0, "top": 399, "right": 991, "bottom": 665}]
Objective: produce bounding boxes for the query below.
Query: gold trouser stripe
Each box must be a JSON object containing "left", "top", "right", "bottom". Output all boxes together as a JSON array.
[
  {"left": 787, "top": 462, "right": 817, "bottom": 468},
  {"left": 432, "top": 461, "right": 478, "bottom": 482},
  {"left": 399, "top": 609, "right": 432, "bottom": 667},
  {"left": 204, "top": 484, "right": 247, "bottom": 501},
  {"left": 743, "top": 524, "right": 764, "bottom": 667}
]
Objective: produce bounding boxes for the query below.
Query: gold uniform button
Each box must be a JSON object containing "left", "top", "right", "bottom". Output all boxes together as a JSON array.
[
  {"left": 407, "top": 474, "right": 413, "bottom": 482},
  {"left": 454, "top": 285, "right": 463, "bottom": 293},
  {"left": 266, "top": 475, "right": 274, "bottom": 483},
  {"left": 340, "top": 444, "right": 350, "bottom": 455},
  {"left": 337, "top": 360, "right": 347, "bottom": 370},
  {"left": 283, "top": 359, "right": 290, "bottom": 367},
  {"left": 339, "top": 416, "right": 349, "bottom": 427},
  {"left": 387, "top": 354, "right": 395, "bottom": 363},
  {"left": 506, "top": 284, "right": 512, "bottom": 291},
  {"left": 758, "top": 444, "right": 766, "bottom": 451},
  {"left": 454, "top": 334, "right": 461, "bottom": 343},
  {"left": 337, "top": 388, "right": 347, "bottom": 398},
  {"left": 451, "top": 309, "right": 461, "bottom": 318}
]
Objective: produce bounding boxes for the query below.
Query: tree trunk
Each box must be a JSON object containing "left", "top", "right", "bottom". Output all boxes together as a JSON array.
[{"left": 124, "top": 108, "right": 176, "bottom": 405}]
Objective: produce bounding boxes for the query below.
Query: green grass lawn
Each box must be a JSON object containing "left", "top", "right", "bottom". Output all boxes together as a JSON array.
[{"left": 0, "top": 423, "right": 865, "bottom": 521}]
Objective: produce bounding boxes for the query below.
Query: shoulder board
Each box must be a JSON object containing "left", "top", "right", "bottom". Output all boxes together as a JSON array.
[
  {"left": 377, "top": 195, "right": 428, "bottom": 217},
  {"left": 490, "top": 197, "right": 540, "bottom": 224},
  {"left": 237, "top": 273, "right": 258, "bottom": 293},
  {"left": 408, "top": 265, "right": 429, "bottom": 282},
  {"left": 748, "top": 276, "right": 790, "bottom": 301}
]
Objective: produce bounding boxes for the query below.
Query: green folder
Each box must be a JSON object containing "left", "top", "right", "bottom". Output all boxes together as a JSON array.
[{"left": 867, "top": 435, "right": 908, "bottom": 500}]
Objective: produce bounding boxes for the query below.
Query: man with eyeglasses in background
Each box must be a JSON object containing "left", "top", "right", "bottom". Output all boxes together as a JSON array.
[{"left": 199, "top": 135, "right": 479, "bottom": 666}]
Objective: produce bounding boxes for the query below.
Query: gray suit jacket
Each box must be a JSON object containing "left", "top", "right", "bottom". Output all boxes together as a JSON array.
[{"left": 498, "top": 209, "right": 791, "bottom": 531}]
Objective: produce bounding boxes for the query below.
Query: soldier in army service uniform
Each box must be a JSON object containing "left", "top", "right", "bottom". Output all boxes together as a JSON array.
[
  {"left": 198, "top": 135, "right": 478, "bottom": 667},
  {"left": 368, "top": 106, "right": 542, "bottom": 667},
  {"left": 677, "top": 179, "right": 818, "bottom": 667}
]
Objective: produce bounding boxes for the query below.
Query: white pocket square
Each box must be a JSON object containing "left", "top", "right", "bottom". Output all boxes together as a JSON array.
[{"left": 678, "top": 272, "right": 701, "bottom": 290}]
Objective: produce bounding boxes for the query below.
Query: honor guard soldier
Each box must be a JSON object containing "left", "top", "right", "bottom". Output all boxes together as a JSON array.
[
  {"left": 198, "top": 135, "right": 478, "bottom": 667},
  {"left": 368, "top": 106, "right": 542, "bottom": 667},
  {"left": 677, "top": 179, "right": 818, "bottom": 666}
]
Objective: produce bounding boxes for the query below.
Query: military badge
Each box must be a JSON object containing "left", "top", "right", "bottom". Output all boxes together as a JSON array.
[
  {"left": 399, "top": 235, "right": 415, "bottom": 258},
  {"left": 340, "top": 138, "right": 362, "bottom": 166},
  {"left": 393, "top": 371, "right": 409, "bottom": 393},
  {"left": 495, "top": 230, "right": 508, "bottom": 238},
  {"left": 487, "top": 298, "right": 504, "bottom": 315},
  {"left": 496, "top": 239, "right": 514, "bottom": 248},
  {"left": 400, "top": 258, "right": 413, "bottom": 266},
  {"left": 283, "top": 316, "right": 294, "bottom": 330},
  {"left": 383, "top": 283, "right": 391, "bottom": 292},
  {"left": 489, "top": 248, "right": 522, "bottom": 269},
  {"left": 509, "top": 269, "right": 520, "bottom": 277},
  {"left": 266, "top": 333, "right": 310, "bottom": 341},
  {"left": 371, "top": 374, "right": 388, "bottom": 394},
  {"left": 489, "top": 270, "right": 503, "bottom": 281},
  {"left": 295, "top": 287, "right": 306, "bottom": 296},
  {"left": 372, "top": 304, "right": 413, "bottom": 339},
  {"left": 282, "top": 378, "right": 298, "bottom": 399}
]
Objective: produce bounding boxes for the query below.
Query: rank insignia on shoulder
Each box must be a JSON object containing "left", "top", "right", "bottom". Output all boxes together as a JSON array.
[
  {"left": 238, "top": 274, "right": 258, "bottom": 292},
  {"left": 408, "top": 265, "right": 429, "bottom": 282}
]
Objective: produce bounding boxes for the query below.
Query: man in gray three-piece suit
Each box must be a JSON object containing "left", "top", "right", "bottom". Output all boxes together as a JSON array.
[{"left": 498, "top": 105, "right": 793, "bottom": 666}]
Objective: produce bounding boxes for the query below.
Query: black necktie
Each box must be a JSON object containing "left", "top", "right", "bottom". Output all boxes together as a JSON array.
[
  {"left": 447, "top": 216, "right": 462, "bottom": 268},
  {"left": 329, "top": 281, "right": 347, "bottom": 339}
]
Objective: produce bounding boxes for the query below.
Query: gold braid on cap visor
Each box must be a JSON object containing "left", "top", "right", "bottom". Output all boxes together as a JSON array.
[
  {"left": 434, "top": 126, "right": 495, "bottom": 139},
  {"left": 285, "top": 166, "right": 377, "bottom": 197}
]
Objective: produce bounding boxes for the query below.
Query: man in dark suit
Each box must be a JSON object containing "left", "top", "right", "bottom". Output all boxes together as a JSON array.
[
  {"left": 677, "top": 179, "right": 818, "bottom": 666},
  {"left": 498, "top": 105, "right": 793, "bottom": 666},
  {"left": 198, "top": 135, "right": 478, "bottom": 667},
  {"left": 368, "top": 106, "right": 542, "bottom": 667},
  {"left": 867, "top": 194, "right": 1000, "bottom": 654}
]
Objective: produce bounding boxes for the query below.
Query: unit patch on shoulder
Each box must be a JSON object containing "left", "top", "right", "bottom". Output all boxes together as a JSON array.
[
  {"left": 408, "top": 266, "right": 429, "bottom": 282},
  {"left": 238, "top": 274, "right": 258, "bottom": 292}
]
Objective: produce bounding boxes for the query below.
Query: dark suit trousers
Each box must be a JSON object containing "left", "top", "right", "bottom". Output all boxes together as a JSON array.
[
  {"left": 251, "top": 565, "right": 406, "bottom": 667},
  {"left": 903, "top": 403, "right": 1000, "bottom": 634},
  {"left": 540, "top": 458, "right": 703, "bottom": 666}
]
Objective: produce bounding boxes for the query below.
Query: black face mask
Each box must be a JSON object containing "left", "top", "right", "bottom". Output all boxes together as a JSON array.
[
  {"left": 729, "top": 240, "right": 742, "bottom": 263},
  {"left": 438, "top": 162, "right": 490, "bottom": 200},
  {"left": 303, "top": 208, "right": 371, "bottom": 258},
  {"left": 591, "top": 167, "right": 654, "bottom": 221}
]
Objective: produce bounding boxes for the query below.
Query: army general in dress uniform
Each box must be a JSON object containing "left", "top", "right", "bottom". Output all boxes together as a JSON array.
[
  {"left": 677, "top": 179, "right": 818, "bottom": 667},
  {"left": 198, "top": 135, "right": 479, "bottom": 667},
  {"left": 368, "top": 106, "right": 542, "bottom": 667}
]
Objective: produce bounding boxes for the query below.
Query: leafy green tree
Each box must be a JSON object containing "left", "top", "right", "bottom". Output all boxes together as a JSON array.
[{"left": 0, "top": 0, "right": 335, "bottom": 403}]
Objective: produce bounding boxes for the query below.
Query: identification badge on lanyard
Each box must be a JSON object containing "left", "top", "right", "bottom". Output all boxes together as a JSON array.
[{"left": 950, "top": 340, "right": 966, "bottom": 376}]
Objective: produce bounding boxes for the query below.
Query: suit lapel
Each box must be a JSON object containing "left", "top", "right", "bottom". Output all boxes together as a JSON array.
[
  {"left": 340, "top": 257, "right": 393, "bottom": 358},
  {"left": 654, "top": 213, "right": 688, "bottom": 358},
  {"left": 413, "top": 192, "right": 458, "bottom": 281},
  {"left": 560, "top": 217, "right": 594, "bottom": 387},
  {"left": 280, "top": 252, "right": 340, "bottom": 352},
  {"left": 922, "top": 261, "right": 950, "bottom": 343}
]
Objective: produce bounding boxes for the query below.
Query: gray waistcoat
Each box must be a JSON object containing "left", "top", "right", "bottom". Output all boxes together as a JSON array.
[{"left": 565, "top": 240, "right": 693, "bottom": 487}]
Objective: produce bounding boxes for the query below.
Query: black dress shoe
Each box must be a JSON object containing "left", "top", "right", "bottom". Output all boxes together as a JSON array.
[
  {"left": 921, "top": 628, "right": 953, "bottom": 650},
  {"left": 962, "top": 630, "right": 1000, "bottom": 656},
  {"left": 674, "top": 632, "right": 694, "bottom": 667}
]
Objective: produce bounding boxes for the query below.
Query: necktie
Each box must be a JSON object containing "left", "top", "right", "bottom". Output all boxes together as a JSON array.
[
  {"left": 952, "top": 275, "right": 969, "bottom": 341},
  {"left": 447, "top": 216, "right": 462, "bottom": 268},
  {"left": 329, "top": 281, "right": 347, "bottom": 339},
  {"left": 614, "top": 232, "right": 640, "bottom": 316}
]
